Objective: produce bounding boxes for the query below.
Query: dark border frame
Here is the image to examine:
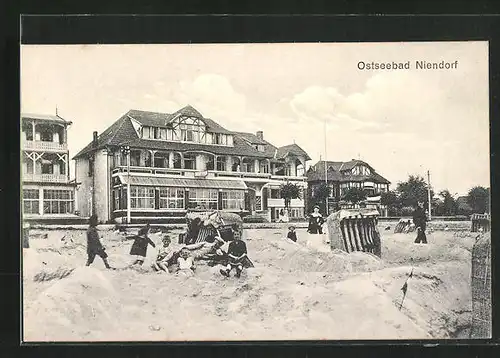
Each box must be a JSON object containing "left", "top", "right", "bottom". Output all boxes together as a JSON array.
[{"left": 4, "top": 13, "right": 500, "bottom": 357}]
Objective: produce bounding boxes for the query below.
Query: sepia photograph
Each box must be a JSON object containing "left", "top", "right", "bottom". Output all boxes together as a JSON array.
[{"left": 20, "top": 41, "right": 491, "bottom": 342}]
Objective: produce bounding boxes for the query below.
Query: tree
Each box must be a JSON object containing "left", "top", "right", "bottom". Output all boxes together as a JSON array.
[
  {"left": 438, "top": 190, "right": 458, "bottom": 216},
  {"left": 467, "top": 186, "right": 490, "bottom": 214},
  {"left": 381, "top": 190, "right": 400, "bottom": 216},
  {"left": 396, "top": 175, "right": 433, "bottom": 208},
  {"left": 280, "top": 182, "right": 302, "bottom": 209},
  {"left": 309, "top": 182, "right": 331, "bottom": 214},
  {"left": 342, "top": 187, "right": 367, "bottom": 205}
]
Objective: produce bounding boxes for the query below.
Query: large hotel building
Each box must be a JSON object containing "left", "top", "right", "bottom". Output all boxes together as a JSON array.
[{"left": 73, "top": 105, "right": 311, "bottom": 223}]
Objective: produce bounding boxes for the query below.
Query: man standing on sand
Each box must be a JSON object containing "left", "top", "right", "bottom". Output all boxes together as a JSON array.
[
  {"left": 412, "top": 202, "right": 428, "bottom": 244},
  {"left": 86, "top": 214, "right": 113, "bottom": 269}
]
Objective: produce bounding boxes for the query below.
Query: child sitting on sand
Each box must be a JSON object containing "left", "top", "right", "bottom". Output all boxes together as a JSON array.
[
  {"left": 220, "top": 230, "right": 250, "bottom": 278},
  {"left": 176, "top": 248, "right": 196, "bottom": 277}
]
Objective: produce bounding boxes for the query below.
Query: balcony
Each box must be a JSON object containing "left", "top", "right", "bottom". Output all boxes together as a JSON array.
[
  {"left": 23, "top": 140, "right": 67, "bottom": 152},
  {"left": 112, "top": 165, "right": 306, "bottom": 181},
  {"left": 267, "top": 198, "right": 305, "bottom": 208},
  {"left": 23, "top": 173, "right": 68, "bottom": 183}
]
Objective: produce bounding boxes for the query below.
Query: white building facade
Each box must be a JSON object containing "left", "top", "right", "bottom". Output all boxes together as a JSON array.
[
  {"left": 21, "top": 114, "right": 76, "bottom": 219},
  {"left": 73, "top": 106, "right": 310, "bottom": 223}
]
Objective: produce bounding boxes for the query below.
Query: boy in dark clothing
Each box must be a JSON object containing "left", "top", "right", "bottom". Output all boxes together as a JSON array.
[
  {"left": 412, "top": 202, "right": 428, "bottom": 244},
  {"left": 220, "top": 230, "right": 249, "bottom": 278},
  {"left": 129, "top": 223, "right": 156, "bottom": 265},
  {"left": 86, "top": 215, "right": 113, "bottom": 269},
  {"left": 287, "top": 226, "right": 298, "bottom": 242}
]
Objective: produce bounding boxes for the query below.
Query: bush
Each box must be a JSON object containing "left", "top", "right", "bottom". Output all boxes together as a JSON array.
[{"left": 243, "top": 215, "right": 268, "bottom": 223}]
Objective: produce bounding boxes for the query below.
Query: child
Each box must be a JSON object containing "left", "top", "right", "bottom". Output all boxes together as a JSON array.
[
  {"left": 176, "top": 248, "right": 195, "bottom": 277},
  {"left": 220, "top": 230, "right": 248, "bottom": 278},
  {"left": 129, "top": 223, "right": 156, "bottom": 265},
  {"left": 86, "top": 214, "right": 113, "bottom": 269},
  {"left": 287, "top": 226, "right": 297, "bottom": 242}
]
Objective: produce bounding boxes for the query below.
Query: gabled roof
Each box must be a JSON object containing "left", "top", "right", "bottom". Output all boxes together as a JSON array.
[
  {"left": 307, "top": 160, "right": 390, "bottom": 184},
  {"left": 234, "top": 132, "right": 268, "bottom": 145},
  {"left": 22, "top": 113, "right": 73, "bottom": 125},
  {"left": 171, "top": 104, "right": 204, "bottom": 118},
  {"left": 128, "top": 107, "right": 231, "bottom": 134},
  {"left": 275, "top": 144, "right": 312, "bottom": 161},
  {"left": 73, "top": 105, "right": 311, "bottom": 162},
  {"left": 73, "top": 112, "right": 138, "bottom": 159}
]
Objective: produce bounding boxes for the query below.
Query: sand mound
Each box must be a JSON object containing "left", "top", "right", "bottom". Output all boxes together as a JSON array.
[
  {"left": 381, "top": 232, "right": 474, "bottom": 266},
  {"left": 24, "top": 267, "right": 118, "bottom": 341}
]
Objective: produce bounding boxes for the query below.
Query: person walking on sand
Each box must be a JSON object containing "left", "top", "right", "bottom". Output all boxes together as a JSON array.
[
  {"left": 129, "top": 223, "right": 156, "bottom": 265},
  {"left": 413, "top": 202, "right": 428, "bottom": 244},
  {"left": 86, "top": 214, "right": 113, "bottom": 269}
]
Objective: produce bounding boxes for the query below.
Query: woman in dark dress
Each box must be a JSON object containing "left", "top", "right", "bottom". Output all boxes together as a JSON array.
[
  {"left": 130, "top": 223, "right": 156, "bottom": 265},
  {"left": 307, "top": 205, "right": 325, "bottom": 234}
]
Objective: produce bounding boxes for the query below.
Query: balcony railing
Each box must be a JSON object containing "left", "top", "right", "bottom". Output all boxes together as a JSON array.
[
  {"left": 23, "top": 173, "right": 68, "bottom": 183},
  {"left": 267, "top": 198, "right": 305, "bottom": 207},
  {"left": 23, "top": 140, "right": 67, "bottom": 152},
  {"left": 112, "top": 165, "right": 307, "bottom": 181}
]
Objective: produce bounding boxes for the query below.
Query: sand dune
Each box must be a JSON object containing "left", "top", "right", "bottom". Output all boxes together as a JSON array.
[{"left": 22, "top": 227, "right": 477, "bottom": 341}]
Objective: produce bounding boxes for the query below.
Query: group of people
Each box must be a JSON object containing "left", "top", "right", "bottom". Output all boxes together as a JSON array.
[
  {"left": 85, "top": 202, "right": 428, "bottom": 274},
  {"left": 85, "top": 213, "right": 252, "bottom": 278}
]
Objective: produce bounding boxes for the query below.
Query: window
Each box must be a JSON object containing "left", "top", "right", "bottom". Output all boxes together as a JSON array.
[
  {"left": 23, "top": 189, "right": 39, "bottom": 214},
  {"left": 166, "top": 129, "right": 173, "bottom": 140},
  {"left": 41, "top": 163, "right": 54, "bottom": 174},
  {"left": 143, "top": 126, "right": 150, "bottom": 139},
  {"left": 184, "top": 153, "right": 196, "bottom": 170},
  {"left": 214, "top": 133, "right": 227, "bottom": 145},
  {"left": 188, "top": 188, "right": 218, "bottom": 210},
  {"left": 227, "top": 135, "right": 233, "bottom": 146},
  {"left": 130, "top": 151, "right": 141, "bottom": 167},
  {"left": 154, "top": 153, "right": 169, "bottom": 168},
  {"left": 43, "top": 189, "right": 74, "bottom": 214},
  {"left": 261, "top": 163, "right": 269, "bottom": 173},
  {"left": 257, "top": 145, "right": 265, "bottom": 152},
  {"left": 221, "top": 190, "right": 244, "bottom": 210},
  {"left": 205, "top": 133, "right": 213, "bottom": 144},
  {"left": 289, "top": 208, "right": 304, "bottom": 218},
  {"left": 130, "top": 186, "right": 155, "bottom": 209},
  {"left": 160, "top": 128, "right": 167, "bottom": 140},
  {"left": 159, "top": 187, "right": 184, "bottom": 209},
  {"left": 216, "top": 157, "right": 226, "bottom": 171},
  {"left": 88, "top": 159, "right": 94, "bottom": 177},
  {"left": 113, "top": 188, "right": 120, "bottom": 211},
  {"left": 270, "top": 189, "right": 280, "bottom": 199},
  {"left": 206, "top": 156, "right": 215, "bottom": 171}
]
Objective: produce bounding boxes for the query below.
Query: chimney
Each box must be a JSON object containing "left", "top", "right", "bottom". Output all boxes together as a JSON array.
[
  {"left": 256, "top": 131, "right": 263, "bottom": 140},
  {"left": 92, "top": 131, "right": 98, "bottom": 148}
]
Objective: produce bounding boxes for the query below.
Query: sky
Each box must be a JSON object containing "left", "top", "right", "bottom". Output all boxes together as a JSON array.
[{"left": 20, "top": 42, "right": 490, "bottom": 196}]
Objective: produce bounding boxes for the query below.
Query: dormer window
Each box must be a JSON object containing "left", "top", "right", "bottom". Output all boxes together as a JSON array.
[
  {"left": 352, "top": 165, "right": 372, "bottom": 176},
  {"left": 257, "top": 144, "right": 265, "bottom": 152}
]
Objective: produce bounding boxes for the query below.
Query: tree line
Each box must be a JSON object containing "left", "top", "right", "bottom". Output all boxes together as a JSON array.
[
  {"left": 380, "top": 175, "right": 490, "bottom": 217},
  {"left": 280, "top": 175, "right": 489, "bottom": 217}
]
